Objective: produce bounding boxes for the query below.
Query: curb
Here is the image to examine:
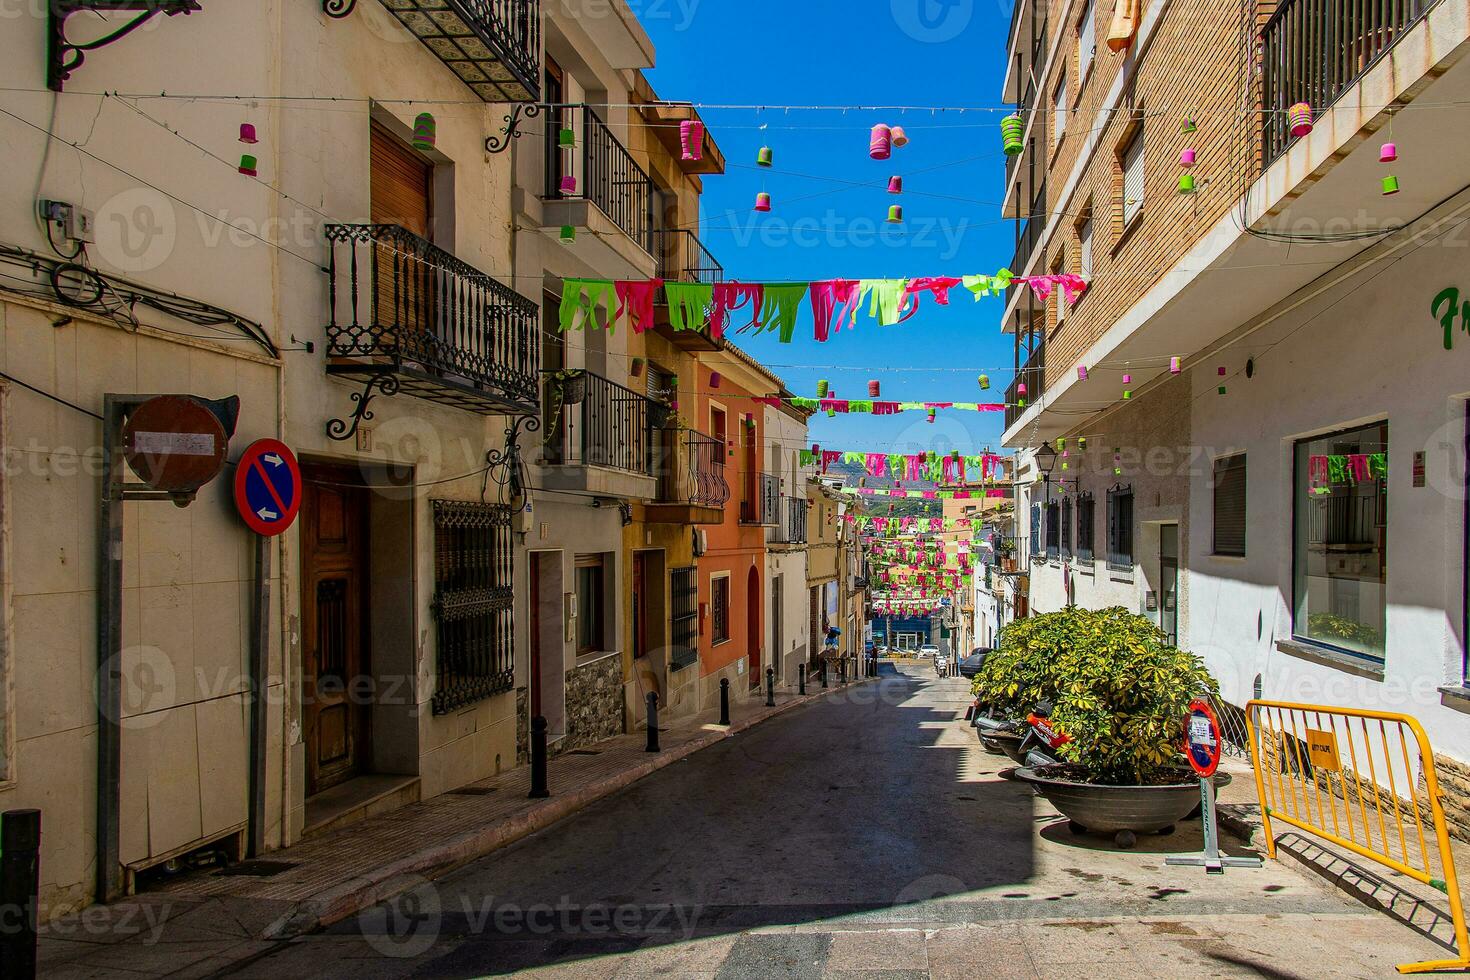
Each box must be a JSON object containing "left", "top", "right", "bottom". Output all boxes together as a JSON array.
[{"left": 264, "top": 676, "right": 877, "bottom": 940}]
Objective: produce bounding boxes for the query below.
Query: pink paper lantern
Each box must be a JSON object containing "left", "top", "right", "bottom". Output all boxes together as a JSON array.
[
  {"left": 1180, "top": 148, "right": 1196, "bottom": 167},
  {"left": 710, "top": 371, "right": 722, "bottom": 389},
  {"left": 1077, "top": 366, "right": 1088, "bottom": 381},
  {"left": 1169, "top": 356, "right": 1181, "bottom": 375},
  {"left": 870, "top": 124, "right": 892, "bottom": 160},
  {"left": 1122, "top": 374, "right": 1132, "bottom": 384},
  {"left": 559, "top": 175, "right": 577, "bottom": 194},
  {"left": 888, "top": 175, "right": 903, "bottom": 194},
  {"left": 680, "top": 119, "right": 705, "bottom": 161},
  {"left": 754, "top": 192, "right": 772, "bottom": 212},
  {"left": 1380, "top": 142, "right": 1397, "bottom": 163},
  {"left": 868, "top": 380, "right": 881, "bottom": 397},
  {"left": 239, "top": 123, "right": 258, "bottom": 144}
]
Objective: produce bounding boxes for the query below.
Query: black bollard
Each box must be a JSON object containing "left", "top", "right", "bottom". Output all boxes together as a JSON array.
[
  {"left": 645, "top": 692, "right": 660, "bottom": 752},
  {"left": 719, "top": 677, "right": 731, "bottom": 726},
  {"left": 821, "top": 663, "right": 829, "bottom": 688},
  {"left": 528, "top": 716, "right": 549, "bottom": 799},
  {"left": 765, "top": 667, "right": 776, "bottom": 707},
  {"left": 1, "top": 809, "right": 40, "bottom": 980},
  {"left": 840, "top": 658, "right": 848, "bottom": 685},
  {"left": 798, "top": 663, "right": 806, "bottom": 695}
]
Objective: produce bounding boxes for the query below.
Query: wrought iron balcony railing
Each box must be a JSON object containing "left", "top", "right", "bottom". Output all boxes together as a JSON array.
[
  {"left": 1261, "top": 0, "right": 1433, "bottom": 165},
  {"left": 370, "top": 0, "right": 540, "bottom": 103},
  {"left": 740, "top": 471, "right": 781, "bottom": 526},
  {"left": 654, "top": 229, "right": 724, "bottom": 284},
  {"left": 1004, "top": 348, "right": 1044, "bottom": 430},
  {"left": 324, "top": 223, "right": 540, "bottom": 415},
  {"left": 546, "top": 104, "right": 657, "bottom": 253},
  {"left": 543, "top": 370, "right": 655, "bottom": 477},
  {"left": 655, "top": 428, "right": 729, "bottom": 509},
  {"left": 771, "top": 495, "right": 810, "bottom": 544}
]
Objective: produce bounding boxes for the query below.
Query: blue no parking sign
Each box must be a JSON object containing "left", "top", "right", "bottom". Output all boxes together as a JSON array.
[{"left": 233, "top": 439, "right": 302, "bottom": 536}]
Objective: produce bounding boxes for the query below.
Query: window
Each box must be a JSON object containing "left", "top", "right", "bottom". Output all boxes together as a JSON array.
[
  {"left": 1053, "top": 72, "right": 1068, "bottom": 143},
  {"left": 1213, "top": 455, "right": 1248, "bottom": 557},
  {"left": 1078, "top": 212, "right": 1094, "bottom": 281},
  {"left": 670, "top": 566, "right": 698, "bottom": 669},
  {"left": 1045, "top": 500, "right": 1060, "bottom": 559},
  {"left": 1029, "top": 501, "right": 1042, "bottom": 559},
  {"left": 1078, "top": 0, "right": 1096, "bottom": 81},
  {"left": 1106, "top": 485, "right": 1134, "bottom": 570},
  {"left": 1293, "top": 422, "right": 1388, "bottom": 660},
  {"left": 575, "top": 554, "right": 606, "bottom": 655},
  {"left": 711, "top": 573, "right": 731, "bottom": 645},
  {"left": 1121, "top": 126, "right": 1145, "bottom": 227},
  {"left": 1061, "top": 497, "right": 1073, "bottom": 558},
  {"left": 1076, "top": 492, "right": 1095, "bottom": 561},
  {"left": 431, "top": 500, "right": 514, "bottom": 714},
  {"left": 1051, "top": 253, "right": 1067, "bottom": 325}
]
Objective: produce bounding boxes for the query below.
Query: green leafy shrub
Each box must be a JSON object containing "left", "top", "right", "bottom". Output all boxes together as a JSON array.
[{"left": 973, "top": 606, "right": 1217, "bottom": 785}]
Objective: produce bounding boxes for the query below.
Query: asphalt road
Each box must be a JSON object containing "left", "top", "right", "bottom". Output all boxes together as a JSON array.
[{"left": 216, "top": 665, "right": 1450, "bottom": 978}]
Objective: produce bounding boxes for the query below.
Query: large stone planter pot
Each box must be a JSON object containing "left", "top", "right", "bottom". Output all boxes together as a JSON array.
[
  {"left": 974, "top": 716, "right": 1023, "bottom": 759},
  {"left": 1014, "top": 764, "right": 1232, "bottom": 848}
]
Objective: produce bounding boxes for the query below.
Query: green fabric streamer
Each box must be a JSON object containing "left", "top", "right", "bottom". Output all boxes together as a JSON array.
[
  {"left": 888, "top": 454, "right": 905, "bottom": 478},
  {"left": 842, "top": 452, "right": 864, "bottom": 465},
  {"left": 664, "top": 282, "right": 714, "bottom": 334},
  {"left": 848, "top": 400, "right": 873, "bottom": 413},
  {"left": 799, "top": 450, "right": 817, "bottom": 467},
  {"left": 954, "top": 402, "right": 979, "bottom": 410},
  {"left": 1327, "top": 455, "right": 1349, "bottom": 483},
  {"left": 863, "top": 279, "right": 910, "bottom": 326},
  {"left": 559, "top": 279, "right": 616, "bottom": 332},
  {"left": 1369, "top": 452, "right": 1388, "bottom": 479},
  {"left": 899, "top": 401, "right": 923, "bottom": 411},
  {"left": 790, "top": 397, "right": 819, "bottom": 410},
  {"left": 964, "top": 455, "right": 984, "bottom": 470},
  {"left": 756, "top": 284, "right": 809, "bottom": 342}
]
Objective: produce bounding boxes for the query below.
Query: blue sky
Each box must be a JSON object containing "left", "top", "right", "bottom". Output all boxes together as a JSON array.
[{"left": 642, "top": 0, "right": 1017, "bottom": 460}]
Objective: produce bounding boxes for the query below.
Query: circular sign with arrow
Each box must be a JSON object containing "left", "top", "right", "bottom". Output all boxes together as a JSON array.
[{"left": 233, "top": 439, "right": 302, "bottom": 536}]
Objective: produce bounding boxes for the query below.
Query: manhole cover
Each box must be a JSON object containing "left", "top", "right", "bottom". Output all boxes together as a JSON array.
[{"left": 214, "top": 860, "right": 297, "bottom": 878}]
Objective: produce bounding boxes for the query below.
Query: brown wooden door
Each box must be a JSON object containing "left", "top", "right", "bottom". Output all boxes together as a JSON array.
[
  {"left": 370, "top": 123, "right": 433, "bottom": 356},
  {"left": 300, "top": 464, "right": 371, "bottom": 796}
]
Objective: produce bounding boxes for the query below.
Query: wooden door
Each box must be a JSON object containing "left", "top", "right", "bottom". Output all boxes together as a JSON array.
[
  {"left": 370, "top": 123, "right": 433, "bottom": 355},
  {"left": 300, "top": 464, "right": 371, "bottom": 796}
]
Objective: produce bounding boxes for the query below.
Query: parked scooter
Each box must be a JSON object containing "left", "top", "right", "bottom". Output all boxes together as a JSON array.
[{"left": 1016, "top": 701, "right": 1070, "bottom": 768}]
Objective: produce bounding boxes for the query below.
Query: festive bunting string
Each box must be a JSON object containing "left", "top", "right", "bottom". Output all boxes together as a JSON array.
[
  {"left": 1306, "top": 453, "right": 1388, "bottom": 494},
  {"left": 799, "top": 449, "right": 1007, "bottom": 481},
  {"left": 556, "top": 273, "right": 1086, "bottom": 342}
]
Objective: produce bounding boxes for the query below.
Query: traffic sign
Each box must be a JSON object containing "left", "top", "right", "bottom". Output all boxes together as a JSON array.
[
  {"left": 233, "top": 439, "right": 302, "bottom": 536},
  {"left": 1185, "top": 698, "right": 1222, "bottom": 778},
  {"left": 122, "top": 395, "right": 228, "bottom": 495}
]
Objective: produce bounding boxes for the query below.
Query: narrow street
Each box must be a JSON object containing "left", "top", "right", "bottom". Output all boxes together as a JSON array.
[{"left": 213, "top": 665, "right": 1439, "bottom": 978}]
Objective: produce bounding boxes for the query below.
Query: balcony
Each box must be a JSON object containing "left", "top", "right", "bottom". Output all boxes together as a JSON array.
[
  {"left": 770, "top": 495, "right": 810, "bottom": 547},
  {"left": 739, "top": 472, "right": 781, "bottom": 526},
  {"left": 647, "top": 428, "right": 728, "bottom": 525},
  {"left": 374, "top": 0, "right": 540, "bottom": 103},
  {"left": 324, "top": 223, "right": 540, "bottom": 415},
  {"left": 539, "top": 370, "right": 658, "bottom": 499},
  {"left": 1262, "top": 0, "right": 1432, "bottom": 165},
  {"left": 1004, "top": 348, "right": 1044, "bottom": 431},
  {"left": 652, "top": 229, "right": 725, "bottom": 352},
  {"left": 543, "top": 104, "right": 657, "bottom": 273}
]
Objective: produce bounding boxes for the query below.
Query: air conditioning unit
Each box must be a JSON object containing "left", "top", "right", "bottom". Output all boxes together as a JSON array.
[{"left": 692, "top": 528, "right": 709, "bottom": 557}]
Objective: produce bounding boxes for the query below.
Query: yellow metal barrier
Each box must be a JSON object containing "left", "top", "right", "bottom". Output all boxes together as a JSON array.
[{"left": 1245, "top": 700, "right": 1470, "bottom": 973}]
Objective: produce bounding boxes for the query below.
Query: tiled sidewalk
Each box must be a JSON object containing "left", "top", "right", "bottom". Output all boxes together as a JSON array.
[{"left": 38, "top": 675, "right": 874, "bottom": 979}]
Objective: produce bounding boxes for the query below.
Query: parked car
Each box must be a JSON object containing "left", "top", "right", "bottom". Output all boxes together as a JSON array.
[
  {"left": 918, "top": 644, "right": 940, "bottom": 660},
  {"left": 956, "top": 651, "right": 989, "bottom": 678}
]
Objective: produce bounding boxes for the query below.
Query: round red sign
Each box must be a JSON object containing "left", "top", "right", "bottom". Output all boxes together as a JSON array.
[
  {"left": 122, "top": 395, "right": 227, "bottom": 494},
  {"left": 233, "top": 439, "right": 302, "bottom": 536},
  {"left": 1184, "top": 698, "right": 1223, "bottom": 778}
]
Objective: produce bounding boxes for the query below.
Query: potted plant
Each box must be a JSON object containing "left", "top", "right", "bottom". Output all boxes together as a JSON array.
[
  {"left": 975, "top": 606, "right": 1225, "bottom": 847},
  {"left": 551, "top": 368, "right": 587, "bottom": 405},
  {"left": 997, "top": 539, "right": 1017, "bottom": 573}
]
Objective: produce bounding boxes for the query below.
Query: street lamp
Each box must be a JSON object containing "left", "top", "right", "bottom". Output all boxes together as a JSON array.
[{"left": 1035, "top": 441, "right": 1058, "bottom": 504}]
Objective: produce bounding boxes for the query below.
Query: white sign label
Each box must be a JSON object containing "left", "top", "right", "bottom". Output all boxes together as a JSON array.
[
  {"left": 1189, "top": 716, "right": 1217, "bottom": 746},
  {"left": 132, "top": 431, "right": 217, "bottom": 456}
]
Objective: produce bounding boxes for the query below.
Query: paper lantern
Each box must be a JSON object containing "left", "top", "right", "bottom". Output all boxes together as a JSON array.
[
  {"left": 680, "top": 119, "right": 705, "bottom": 161},
  {"left": 239, "top": 123, "right": 258, "bottom": 145},
  {"left": 1001, "top": 113, "right": 1025, "bottom": 155},
  {"left": 630, "top": 357, "right": 645, "bottom": 378},
  {"left": 559, "top": 175, "right": 577, "bottom": 194},
  {"left": 1289, "top": 102, "right": 1313, "bottom": 138},
  {"left": 1122, "top": 373, "right": 1132, "bottom": 384},
  {"left": 238, "top": 154, "right": 258, "bottom": 176},
  {"left": 1180, "top": 148, "right": 1196, "bottom": 167},
  {"left": 978, "top": 374, "right": 990, "bottom": 390},
  {"left": 1382, "top": 175, "right": 1400, "bottom": 196},
  {"left": 811, "top": 444, "right": 820, "bottom": 454},
  {"left": 1078, "top": 437, "right": 1086, "bottom": 450},
  {"left": 1077, "top": 366, "right": 1088, "bottom": 381},
  {"left": 559, "top": 127, "right": 576, "bottom": 148},
  {"left": 870, "top": 124, "right": 892, "bottom": 160},
  {"left": 1123, "top": 389, "right": 1133, "bottom": 400},
  {"left": 1178, "top": 174, "right": 1196, "bottom": 194},
  {"left": 891, "top": 126, "right": 909, "bottom": 148},
  {"left": 670, "top": 399, "right": 679, "bottom": 410},
  {"left": 710, "top": 371, "right": 722, "bottom": 389},
  {"left": 868, "top": 380, "right": 881, "bottom": 397},
  {"left": 1057, "top": 439, "right": 1066, "bottom": 450},
  {"left": 1218, "top": 385, "right": 1227, "bottom": 395},
  {"left": 888, "top": 175, "right": 903, "bottom": 194},
  {"left": 1170, "top": 356, "right": 1181, "bottom": 375},
  {"left": 1380, "top": 142, "right": 1398, "bottom": 163},
  {"left": 817, "top": 380, "right": 829, "bottom": 397},
  {"left": 558, "top": 225, "right": 576, "bottom": 245},
  {"left": 927, "top": 409, "right": 936, "bottom": 423},
  {"left": 1017, "top": 382, "right": 1027, "bottom": 397},
  {"left": 755, "top": 192, "right": 772, "bottom": 213},
  {"left": 887, "top": 205, "right": 903, "bottom": 223},
  {"left": 1218, "top": 366, "right": 1227, "bottom": 376},
  {"left": 758, "top": 146, "right": 773, "bottom": 167},
  {"left": 412, "top": 112, "right": 436, "bottom": 150},
  {"left": 1181, "top": 116, "right": 1198, "bottom": 134}
]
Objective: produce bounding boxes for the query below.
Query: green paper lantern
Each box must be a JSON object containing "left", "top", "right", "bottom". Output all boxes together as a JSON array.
[
  {"left": 559, "top": 225, "right": 576, "bottom": 245},
  {"left": 1001, "top": 113, "right": 1025, "bottom": 155},
  {"left": 412, "top": 112, "right": 436, "bottom": 151},
  {"left": 559, "top": 127, "right": 576, "bottom": 148}
]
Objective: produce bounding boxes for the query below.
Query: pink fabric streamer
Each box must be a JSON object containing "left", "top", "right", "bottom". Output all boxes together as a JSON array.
[
  {"left": 865, "top": 454, "right": 888, "bottom": 478},
  {"left": 924, "top": 402, "right": 954, "bottom": 409},
  {"left": 1016, "top": 274, "right": 1089, "bottom": 306},
  {"left": 1349, "top": 454, "right": 1372, "bottom": 482},
  {"left": 614, "top": 279, "right": 664, "bottom": 333},
  {"left": 872, "top": 401, "right": 901, "bottom": 415},
  {"left": 820, "top": 451, "right": 842, "bottom": 473},
  {"left": 809, "top": 279, "right": 861, "bottom": 342},
  {"left": 753, "top": 395, "right": 784, "bottom": 408},
  {"left": 901, "top": 277, "right": 963, "bottom": 318},
  {"left": 709, "top": 283, "right": 763, "bottom": 339},
  {"left": 905, "top": 456, "right": 925, "bottom": 482},
  {"left": 922, "top": 491, "right": 938, "bottom": 500}
]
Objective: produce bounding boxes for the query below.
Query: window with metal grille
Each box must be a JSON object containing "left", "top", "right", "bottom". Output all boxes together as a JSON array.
[
  {"left": 1107, "top": 485, "right": 1135, "bottom": 570},
  {"left": 431, "top": 499, "right": 514, "bottom": 715},
  {"left": 1213, "top": 454, "right": 1247, "bottom": 557},
  {"left": 1061, "top": 497, "right": 1073, "bottom": 558},
  {"left": 1121, "top": 125, "right": 1144, "bottom": 227},
  {"left": 1076, "top": 492, "right": 1095, "bottom": 561},
  {"left": 670, "top": 566, "right": 698, "bottom": 669},
  {"left": 711, "top": 573, "right": 730, "bottom": 644},
  {"left": 1029, "top": 501, "right": 1042, "bottom": 560},
  {"left": 1045, "top": 500, "right": 1060, "bottom": 559}
]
